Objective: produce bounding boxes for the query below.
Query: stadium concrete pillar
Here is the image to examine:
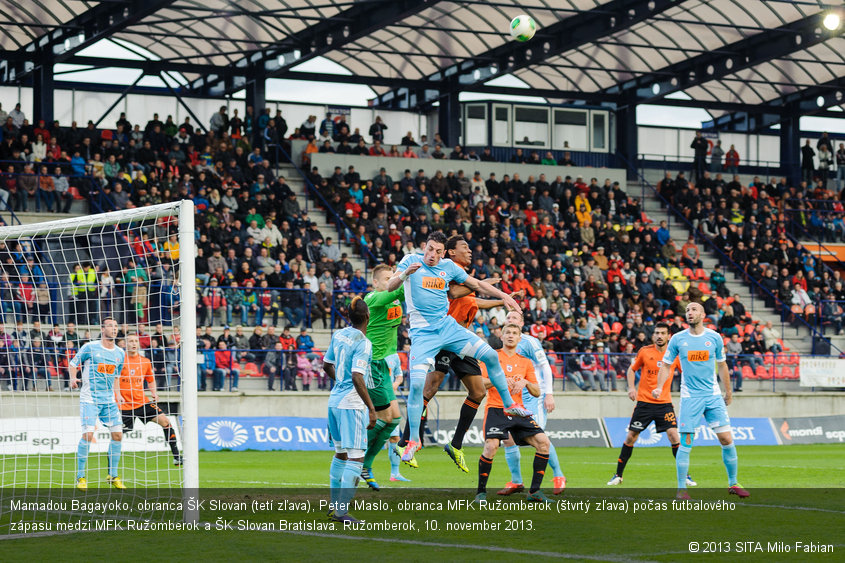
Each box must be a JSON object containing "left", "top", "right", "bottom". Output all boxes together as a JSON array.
[
  {"left": 33, "top": 60, "right": 54, "bottom": 125},
  {"left": 780, "top": 109, "right": 801, "bottom": 185},
  {"left": 438, "top": 90, "right": 461, "bottom": 147},
  {"left": 615, "top": 103, "right": 638, "bottom": 180}
]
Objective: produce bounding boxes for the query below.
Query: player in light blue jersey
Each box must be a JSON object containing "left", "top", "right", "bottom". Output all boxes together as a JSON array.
[
  {"left": 386, "top": 232, "right": 530, "bottom": 464},
  {"left": 496, "top": 311, "right": 567, "bottom": 496},
  {"left": 655, "top": 302, "right": 750, "bottom": 499},
  {"left": 324, "top": 297, "right": 376, "bottom": 524},
  {"left": 385, "top": 353, "right": 410, "bottom": 482},
  {"left": 69, "top": 318, "right": 126, "bottom": 490}
]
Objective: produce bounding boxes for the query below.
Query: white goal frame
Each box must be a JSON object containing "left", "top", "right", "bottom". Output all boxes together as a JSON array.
[{"left": 0, "top": 200, "right": 198, "bottom": 521}]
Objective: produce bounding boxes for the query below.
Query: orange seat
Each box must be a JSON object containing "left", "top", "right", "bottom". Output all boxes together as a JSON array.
[
  {"left": 602, "top": 322, "right": 612, "bottom": 335},
  {"left": 781, "top": 366, "right": 795, "bottom": 379},
  {"left": 683, "top": 268, "right": 695, "bottom": 280},
  {"left": 68, "top": 186, "right": 85, "bottom": 199},
  {"left": 611, "top": 322, "right": 623, "bottom": 333},
  {"left": 694, "top": 268, "right": 708, "bottom": 280},
  {"left": 742, "top": 365, "right": 755, "bottom": 380},
  {"left": 243, "top": 362, "right": 260, "bottom": 377},
  {"left": 698, "top": 282, "right": 711, "bottom": 295},
  {"left": 744, "top": 324, "right": 756, "bottom": 335},
  {"left": 763, "top": 352, "right": 774, "bottom": 366},
  {"left": 755, "top": 365, "right": 769, "bottom": 379},
  {"left": 787, "top": 353, "right": 800, "bottom": 365}
]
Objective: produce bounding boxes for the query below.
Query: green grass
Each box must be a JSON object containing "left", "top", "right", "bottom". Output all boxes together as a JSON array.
[{"left": 2, "top": 445, "right": 844, "bottom": 561}]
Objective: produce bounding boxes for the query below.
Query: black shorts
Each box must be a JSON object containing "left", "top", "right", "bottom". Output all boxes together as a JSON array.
[
  {"left": 121, "top": 403, "right": 164, "bottom": 430},
  {"left": 484, "top": 407, "right": 544, "bottom": 446},
  {"left": 628, "top": 401, "right": 677, "bottom": 433},
  {"left": 434, "top": 351, "right": 481, "bottom": 378}
]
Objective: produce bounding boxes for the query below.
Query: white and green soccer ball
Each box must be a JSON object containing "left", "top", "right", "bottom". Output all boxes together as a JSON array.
[{"left": 510, "top": 14, "right": 536, "bottom": 42}]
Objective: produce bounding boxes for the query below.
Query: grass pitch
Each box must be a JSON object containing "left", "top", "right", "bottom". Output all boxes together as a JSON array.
[{"left": 2, "top": 445, "right": 844, "bottom": 561}]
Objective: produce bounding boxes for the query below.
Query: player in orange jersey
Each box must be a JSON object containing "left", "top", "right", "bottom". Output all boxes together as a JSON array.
[
  {"left": 397, "top": 234, "right": 522, "bottom": 472},
  {"left": 118, "top": 334, "right": 181, "bottom": 465},
  {"left": 475, "top": 323, "right": 552, "bottom": 504},
  {"left": 606, "top": 322, "right": 694, "bottom": 486}
]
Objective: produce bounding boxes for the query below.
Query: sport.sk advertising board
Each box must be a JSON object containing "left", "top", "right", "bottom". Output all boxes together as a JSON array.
[{"left": 603, "top": 417, "right": 780, "bottom": 448}]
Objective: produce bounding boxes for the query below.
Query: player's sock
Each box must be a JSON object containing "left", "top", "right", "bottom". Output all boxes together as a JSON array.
[
  {"left": 477, "top": 455, "right": 493, "bottom": 494},
  {"left": 504, "top": 445, "right": 522, "bottom": 484},
  {"left": 107, "top": 440, "right": 122, "bottom": 478},
  {"left": 388, "top": 441, "right": 401, "bottom": 474},
  {"left": 451, "top": 397, "right": 480, "bottom": 449},
  {"left": 547, "top": 444, "right": 564, "bottom": 478},
  {"left": 338, "top": 460, "right": 363, "bottom": 516},
  {"left": 676, "top": 445, "right": 692, "bottom": 490},
  {"left": 399, "top": 422, "right": 409, "bottom": 448},
  {"left": 363, "top": 419, "right": 388, "bottom": 469},
  {"left": 721, "top": 443, "right": 738, "bottom": 486},
  {"left": 329, "top": 456, "right": 345, "bottom": 510},
  {"left": 418, "top": 396, "right": 431, "bottom": 443},
  {"left": 616, "top": 444, "right": 634, "bottom": 477},
  {"left": 530, "top": 453, "right": 549, "bottom": 493},
  {"left": 76, "top": 438, "right": 89, "bottom": 479},
  {"left": 671, "top": 443, "right": 679, "bottom": 458},
  {"left": 478, "top": 345, "right": 516, "bottom": 408},
  {"left": 406, "top": 378, "right": 426, "bottom": 445},
  {"left": 163, "top": 426, "right": 179, "bottom": 457}
]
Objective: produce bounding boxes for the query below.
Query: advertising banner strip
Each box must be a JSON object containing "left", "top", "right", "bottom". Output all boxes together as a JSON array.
[
  {"left": 798, "top": 358, "right": 845, "bottom": 388},
  {"left": 0, "top": 416, "right": 180, "bottom": 455},
  {"left": 773, "top": 415, "right": 845, "bottom": 444},
  {"left": 603, "top": 417, "right": 779, "bottom": 448}
]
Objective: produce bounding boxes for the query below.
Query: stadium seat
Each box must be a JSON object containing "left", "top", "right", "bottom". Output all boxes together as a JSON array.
[
  {"left": 698, "top": 282, "right": 711, "bottom": 295},
  {"left": 781, "top": 366, "right": 794, "bottom": 379},
  {"left": 682, "top": 268, "right": 694, "bottom": 280},
  {"left": 787, "top": 353, "right": 800, "bottom": 365},
  {"left": 742, "top": 365, "right": 755, "bottom": 380},
  {"left": 242, "top": 362, "right": 260, "bottom": 377},
  {"left": 755, "top": 365, "right": 770, "bottom": 379},
  {"left": 763, "top": 352, "right": 774, "bottom": 366},
  {"left": 744, "top": 324, "right": 756, "bottom": 335},
  {"left": 68, "top": 186, "right": 85, "bottom": 199},
  {"left": 602, "top": 322, "right": 612, "bottom": 335},
  {"left": 792, "top": 367, "right": 800, "bottom": 379},
  {"left": 611, "top": 322, "right": 623, "bottom": 333},
  {"left": 694, "top": 268, "right": 708, "bottom": 280}
]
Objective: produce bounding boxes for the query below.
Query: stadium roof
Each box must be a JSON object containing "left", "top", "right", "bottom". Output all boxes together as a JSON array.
[{"left": 1, "top": 0, "right": 843, "bottom": 130}]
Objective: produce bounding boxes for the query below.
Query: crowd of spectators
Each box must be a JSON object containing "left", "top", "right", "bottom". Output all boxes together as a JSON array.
[
  {"left": 657, "top": 130, "right": 845, "bottom": 338},
  {"left": 0, "top": 106, "right": 815, "bottom": 394}
]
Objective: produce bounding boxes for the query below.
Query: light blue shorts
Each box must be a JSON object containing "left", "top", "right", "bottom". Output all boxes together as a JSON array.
[
  {"left": 523, "top": 392, "right": 547, "bottom": 429},
  {"left": 80, "top": 402, "right": 122, "bottom": 431},
  {"left": 408, "top": 317, "right": 486, "bottom": 379},
  {"left": 385, "top": 353, "right": 402, "bottom": 380},
  {"left": 677, "top": 395, "right": 730, "bottom": 433},
  {"left": 327, "top": 406, "right": 367, "bottom": 452}
]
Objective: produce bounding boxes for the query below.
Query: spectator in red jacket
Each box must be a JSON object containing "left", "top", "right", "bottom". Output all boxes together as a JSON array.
[{"left": 213, "top": 341, "right": 239, "bottom": 391}]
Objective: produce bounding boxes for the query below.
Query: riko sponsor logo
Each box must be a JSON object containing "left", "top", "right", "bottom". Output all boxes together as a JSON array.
[{"left": 203, "top": 420, "right": 249, "bottom": 448}]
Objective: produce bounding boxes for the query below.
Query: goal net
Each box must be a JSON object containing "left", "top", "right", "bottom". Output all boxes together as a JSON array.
[{"left": 0, "top": 201, "right": 198, "bottom": 527}]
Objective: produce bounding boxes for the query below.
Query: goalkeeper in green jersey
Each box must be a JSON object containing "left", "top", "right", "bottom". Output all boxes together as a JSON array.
[{"left": 360, "top": 264, "right": 409, "bottom": 490}]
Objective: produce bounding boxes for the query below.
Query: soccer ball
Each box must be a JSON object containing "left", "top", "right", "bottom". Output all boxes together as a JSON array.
[{"left": 510, "top": 15, "right": 536, "bottom": 42}]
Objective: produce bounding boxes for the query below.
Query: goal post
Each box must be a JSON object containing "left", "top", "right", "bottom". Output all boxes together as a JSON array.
[{"left": 0, "top": 200, "right": 197, "bottom": 523}]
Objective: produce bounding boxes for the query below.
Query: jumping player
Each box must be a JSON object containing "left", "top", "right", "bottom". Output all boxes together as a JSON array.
[
  {"left": 386, "top": 232, "right": 529, "bottom": 465},
  {"left": 654, "top": 302, "right": 750, "bottom": 499},
  {"left": 606, "top": 322, "right": 695, "bottom": 486},
  {"left": 476, "top": 323, "right": 552, "bottom": 504},
  {"left": 385, "top": 352, "right": 410, "bottom": 482},
  {"left": 69, "top": 317, "right": 126, "bottom": 490},
  {"left": 360, "top": 264, "right": 408, "bottom": 490},
  {"left": 324, "top": 297, "right": 376, "bottom": 523},
  {"left": 414, "top": 235, "right": 521, "bottom": 472},
  {"left": 118, "top": 334, "right": 182, "bottom": 466},
  {"left": 496, "top": 310, "right": 566, "bottom": 495}
]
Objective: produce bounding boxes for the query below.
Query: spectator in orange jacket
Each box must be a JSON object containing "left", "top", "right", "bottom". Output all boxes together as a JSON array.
[
  {"left": 511, "top": 272, "right": 534, "bottom": 298},
  {"left": 213, "top": 341, "right": 239, "bottom": 391}
]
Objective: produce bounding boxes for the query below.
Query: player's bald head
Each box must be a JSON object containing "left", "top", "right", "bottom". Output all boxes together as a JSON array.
[{"left": 505, "top": 311, "right": 524, "bottom": 327}]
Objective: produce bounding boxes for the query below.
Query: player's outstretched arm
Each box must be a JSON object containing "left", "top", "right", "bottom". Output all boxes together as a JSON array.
[
  {"left": 462, "top": 275, "right": 520, "bottom": 312},
  {"left": 387, "top": 262, "right": 421, "bottom": 291},
  {"left": 351, "top": 372, "right": 377, "bottom": 429}
]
